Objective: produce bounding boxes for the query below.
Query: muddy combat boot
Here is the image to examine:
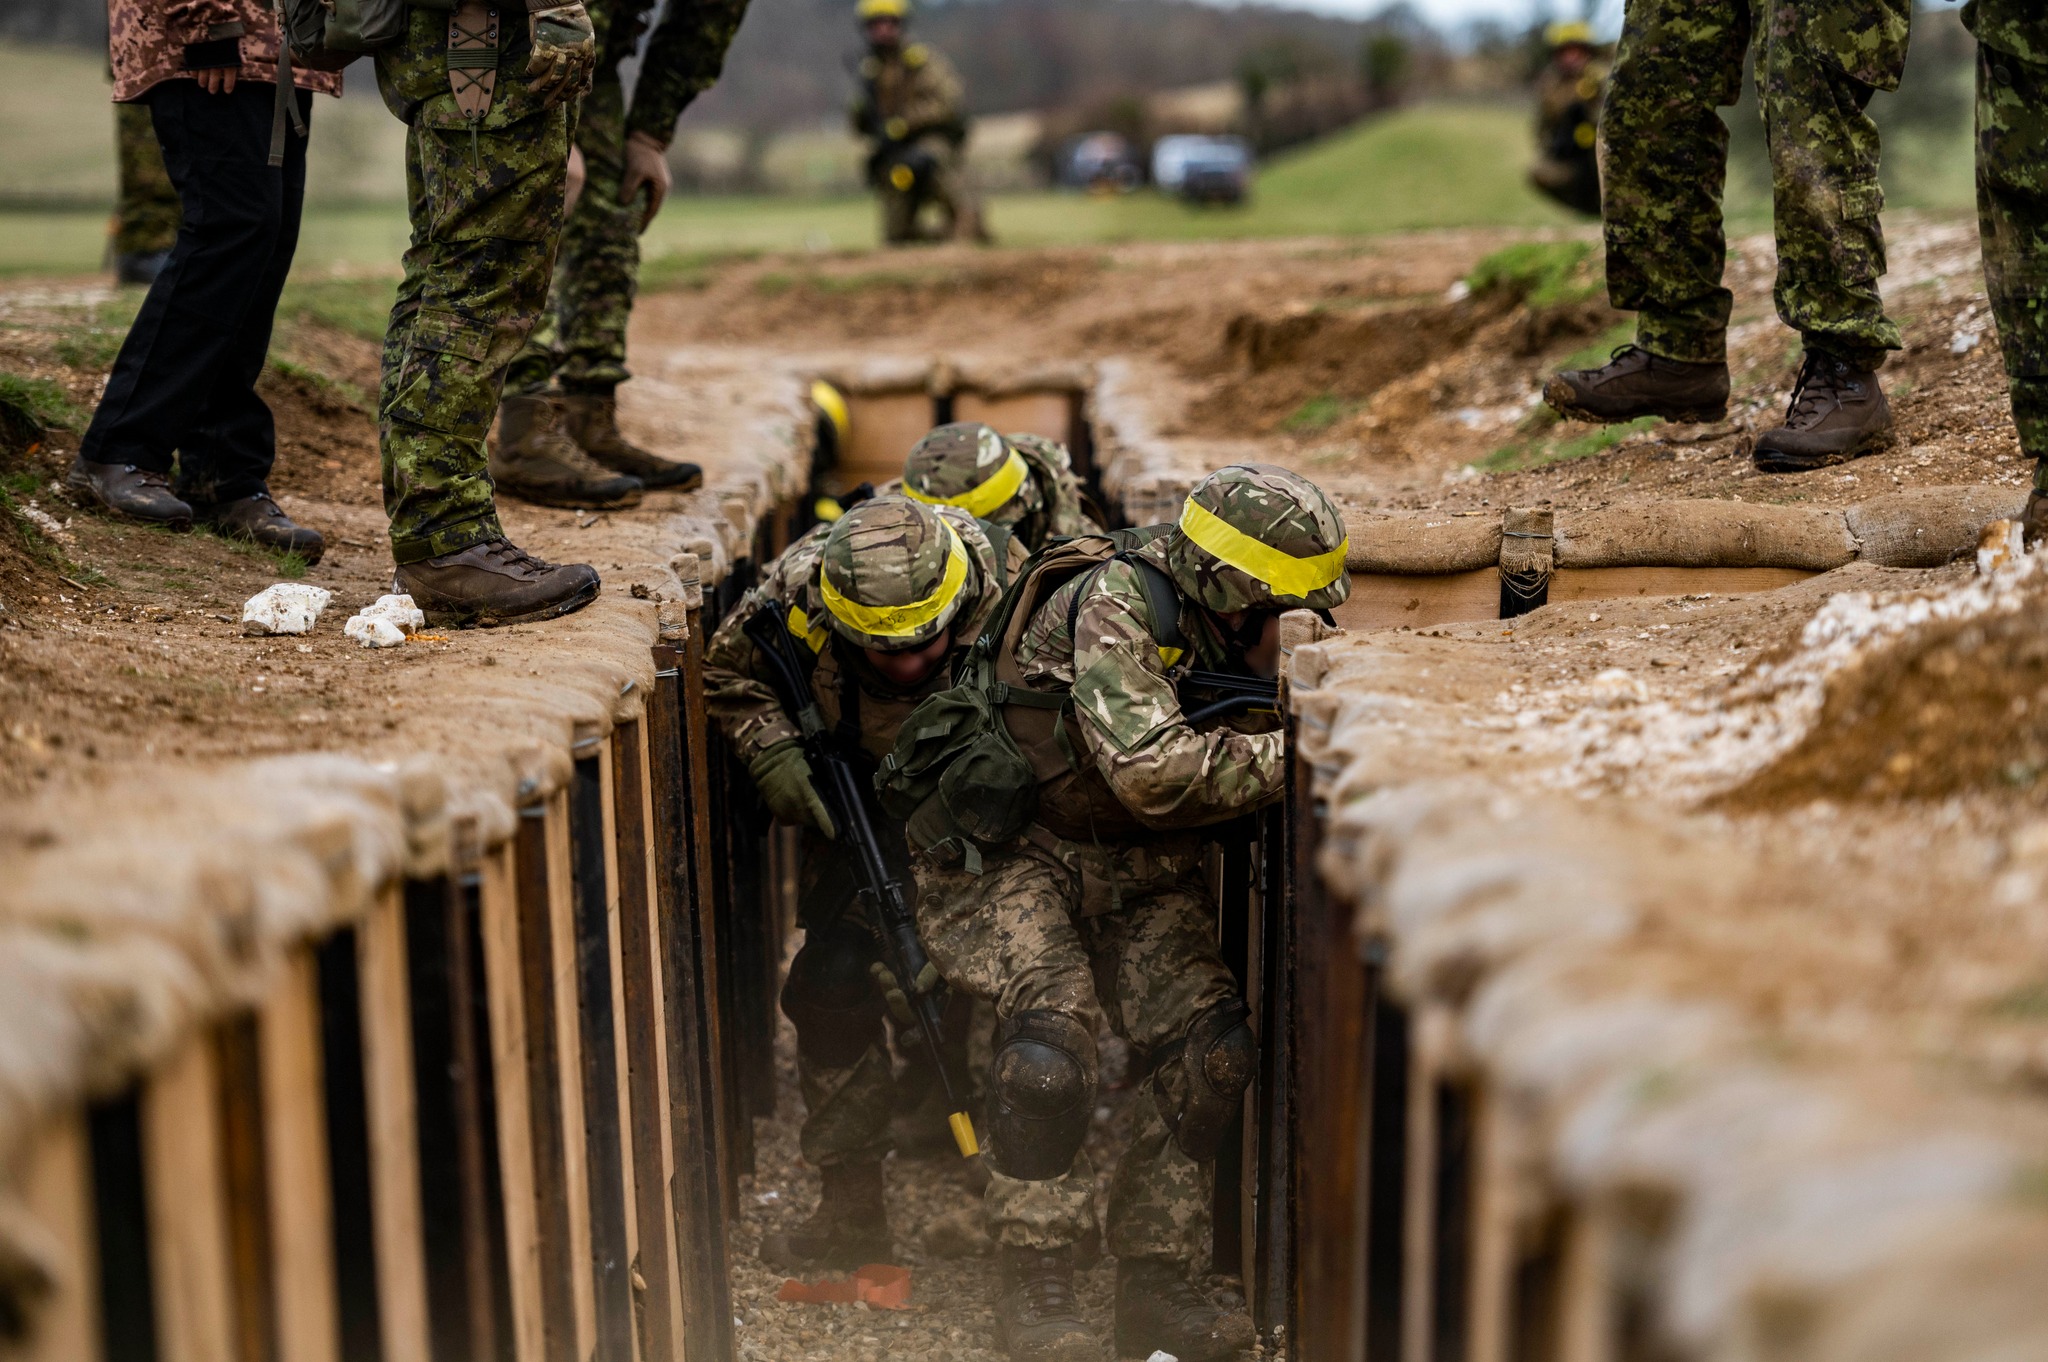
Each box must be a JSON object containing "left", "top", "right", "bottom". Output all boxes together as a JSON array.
[
  {"left": 558, "top": 390, "right": 703, "bottom": 491},
  {"left": 1543, "top": 345, "right": 1731, "bottom": 424},
  {"left": 2022, "top": 487, "right": 2048, "bottom": 550},
  {"left": 490, "top": 394, "right": 644, "bottom": 510},
  {"left": 394, "top": 537, "right": 601, "bottom": 629},
  {"left": 758, "top": 1162, "right": 893, "bottom": 1272},
  {"left": 1114, "top": 1257, "right": 1254, "bottom": 1362},
  {"left": 994, "top": 1245, "right": 1098, "bottom": 1362},
  {"left": 65, "top": 457, "right": 193, "bottom": 529},
  {"left": 1752, "top": 351, "right": 1894, "bottom": 472},
  {"left": 190, "top": 491, "right": 325, "bottom": 563}
]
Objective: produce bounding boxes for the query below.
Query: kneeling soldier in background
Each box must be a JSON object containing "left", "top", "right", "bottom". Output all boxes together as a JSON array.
[
  {"left": 900, "top": 422, "right": 1101, "bottom": 557},
  {"left": 704, "top": 496, "right": 1009, "bottom": 1268},
  {"left": 904, "top": 465, "right": 1350, "bottom": 1361}
]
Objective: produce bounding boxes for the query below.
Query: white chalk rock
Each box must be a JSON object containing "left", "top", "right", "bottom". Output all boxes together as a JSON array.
[
  {"left": 356, "top": 593, "right": 426, "bottom": 634},
  {"left": 344, "top": 615, "right": 408, "bottom": 649},
  {"left": 241, "top": 582, "right": 334, "bottom": 636},
  {"left": 1146, "top": 1352, "right": 1180, "bottom": 1362}
]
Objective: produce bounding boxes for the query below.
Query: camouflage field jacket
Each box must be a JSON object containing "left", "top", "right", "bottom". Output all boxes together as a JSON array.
[{"left": 110, "top": 0, "right": 342, "bottom": 102}]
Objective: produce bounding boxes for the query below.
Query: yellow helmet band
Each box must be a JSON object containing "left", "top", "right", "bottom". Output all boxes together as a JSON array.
[
  {"left": 1178, "top": 498, "right": 1348, "bottom": 599},
  {"left": 857, "top": 0, "right": 908, "bottom": 19},
  {"left": 904, "top": 447, "right": 1029, "bottom": 520},
  {"left": 811, "top": 380, "right": 850, "bottom": 439},
  {"left": 818, "top": 521, "right": 969, "bottom": 640}
]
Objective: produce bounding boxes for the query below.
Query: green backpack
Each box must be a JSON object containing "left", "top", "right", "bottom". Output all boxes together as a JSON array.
[
  {"left": 876, "top": 527, "right": 1185, "bottom": 869},
  {"left": 280, "top": 0, "right": 412, "bottom": 71}
]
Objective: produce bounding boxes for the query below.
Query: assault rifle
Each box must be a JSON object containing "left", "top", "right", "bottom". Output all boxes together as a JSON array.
[
  {"left": 740, "top": 604, "right": 980, "bottom": 1159},
  {"left": 1177, "top": 669, "right": 1280, "bottom": 727}
]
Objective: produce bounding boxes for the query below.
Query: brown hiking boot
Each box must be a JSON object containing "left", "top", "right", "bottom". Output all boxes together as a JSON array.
[
  {"left": 1752, "top": 351, "right": 1893, "bottom": 472},
  {"left": 1114, "top": 1257, "right": 1253, "bottom": 1362},
  {"left": 191, "top": 491, "right": 325, "bottom": 563},
  {"left": 491, "top": 394, "right": 644, "bottom": 510},
  {"left": 65, "top": 457, "right": 193, "bottom": 529},
  {"left": 758, "top": 1163, "right": 893, "bottom": 1272},
  {"left": 559, "top": 391, "right": 703, "bottom": 491},
  {"left": 994, "top": 1245, "right": 1098, "bottom": 1362},
  {"left": 394, "top": 537, "right": 600, "bottom": 629},
  {"left": 2021, "top": 488, "right": 2048, "bottom": 550},
  {"left": 1543, "top": 345, "right": 1731, "bottom": 425}
]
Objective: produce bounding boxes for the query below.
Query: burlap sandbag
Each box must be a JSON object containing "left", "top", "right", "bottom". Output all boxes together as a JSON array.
[
  {"left": 1555, "top": 500, "right": 1857, "bottom": 569},
  {"left": 1846, "top": 485, "right": 2028, "bottom": 568},
  {"left": 1343, "top": 508, "right": 1502, "bottom": 574}
]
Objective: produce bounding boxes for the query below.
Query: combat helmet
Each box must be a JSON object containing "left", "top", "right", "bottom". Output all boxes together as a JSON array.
[
  {"left": 1545, "top": 19, "right": 1595, "bottom": 49},
  {"left": 855, "top": 0, "right": 909, "bottom": 19},
  {"left": 1164, "top": 464, "right": 1351, "bottom": 614},
  {"left": 815, "top": 495, "right": 971, "bottom": 651},
  {"left": 902, "top": 422, "right": 1042, "bottom": 528}
]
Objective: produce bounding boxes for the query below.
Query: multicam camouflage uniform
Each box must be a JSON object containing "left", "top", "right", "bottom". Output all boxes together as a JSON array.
[
  {"left": 113, "top": 101, "right": 179, "bottom": 260},
  {"left": 504, "top": 0, "right": 749, "bottom": 398},
  {"left": 374, "top": 7, "right": 586, "bottom": 563},
  {"left": 855, "top": 41, "right": 980, "bottom": 244},
  {"left": 704, "top": 499, "right": 1007, "bottom": 1170},
  {"left": 1600, "top": 0, "right": 1911, "bottom": 367},
  {"left": 1529, "top": 54, "right": 1608, "bottom": 218},
  {"left": 912, "top": 466, "right": 1348, "bottom": 1268},
  {"left": 899, "top": 423, "right": 1101, "bottom": 556},
  {"left": 1964, "top": 1, "right": 2048, "bottom": 480}
]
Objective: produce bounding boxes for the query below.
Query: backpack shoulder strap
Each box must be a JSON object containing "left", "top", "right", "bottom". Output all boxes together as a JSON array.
[
  {"left": 1125, "top": 555, "right": 1187, "bottom": 665},
  {"left": 977, "top": 518, "right": 1014, "bottom": 588}
]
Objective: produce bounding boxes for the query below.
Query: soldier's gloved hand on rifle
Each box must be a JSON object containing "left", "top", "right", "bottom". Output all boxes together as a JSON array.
[
  {"left": 525, "top": 1, "right": 597, "bottom": 106},
  {"left": 869, "top": 959, "right": 942, "bottom": 1025},
  {"left": 747, "top": 740, "right": 837, "bottom": 839}
]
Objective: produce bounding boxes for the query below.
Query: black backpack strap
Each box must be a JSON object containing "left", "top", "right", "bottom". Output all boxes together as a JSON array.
[
  {"left": 1124, "top": 555, "right": 1187, "bottom": 658},
  {"left": 978, "top": 518, "right": 1014, "bottom": 588}
]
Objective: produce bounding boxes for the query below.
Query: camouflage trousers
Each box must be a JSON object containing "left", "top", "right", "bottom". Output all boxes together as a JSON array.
[
  {"left": 114, "top": 101, "right": 179, "bottom": 258},
  {"left": 505, "top": 72, "right": 640, "bottom": 397},
  {"left": 1971, "top": 7, "right": 2048, "bottom": 467},
  {"left": 376, "top": 80, "right": 570, "bottom": 564},
  {"left": 879, "top": 137, "right": 979, "bottom": 245},
  {"left": 1601, "top": 0, "right": 1904, "bottom": 367},
  {"left": 915, "top": 835, "right": 1237, "bottom": 1267}
]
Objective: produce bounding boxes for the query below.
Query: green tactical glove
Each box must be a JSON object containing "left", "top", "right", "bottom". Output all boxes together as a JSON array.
[
  {"left": 869, "top": 959, "right": 942, "bottom": 1026},
  {"left": 525, "top": 1, "right": 596, "bottom": 106},
  {"left": 747, "top": 740, "right": 836, "bottom": 839}
]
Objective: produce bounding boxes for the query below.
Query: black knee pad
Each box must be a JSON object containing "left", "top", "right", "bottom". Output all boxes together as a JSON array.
[
  {"left": 782, "top": 926, "right": 884, "bottom": 1070},
  {"left": 985, "top": 1009, "right": 1097, "bottom": 1182},
  {"left": 1152, "top": 999, "right": 1255, "bottom": 1162}
]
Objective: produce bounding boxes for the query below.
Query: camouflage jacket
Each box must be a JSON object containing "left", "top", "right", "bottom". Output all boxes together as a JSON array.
[
  {"left": 705, "top": 507, "right": 1007, "bottom": 766},
  {"left": 1964, "top": 0, "right": 2045, "bottom": 62},
  {"left": 597, "top": 0, "right": 752, "bottom": 145},
  {"left": 1532, "top": 60, "right": 1605, "bottom": 153},
  {"left": 1006, "top": 433, "right": 1101, "bottom": 550},
  {"left": 852, "top": 42, "right": 965, "bottom": 144},
  {"left": 110, "top": 0, "right": 342, "bottom": 102},
  {"left": 1016, "top": 537, "right": 1284, "bottom": 832}
]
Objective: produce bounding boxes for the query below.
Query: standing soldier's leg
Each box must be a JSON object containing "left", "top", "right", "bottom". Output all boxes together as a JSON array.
[
  {"left": 1746, "top": 0, "right": 1907, "bottom": 472},
  {"left": 881, "top": 181, "right": 919, "bottom": 245},
  {"left": 931, "top": 146, "right": 988, "bottom": 244},
  {"left": 1974, "top": 19, "right": 2048, "bottom": 539},
  {"left": 113, "top": 101, "right": 179, "bottom": 284},
  {"left": 380, "top": 98, "right": 601, "bottom": 623},
  {"left": 1545, "top": 0, "right": 1743, "bottom": 424},
  {"left": 916, "top": 850, "right": 1102, "bottom": 1362},
  {"left": 1090, "top": 887, "right": 1255, "bottom": 1362}
]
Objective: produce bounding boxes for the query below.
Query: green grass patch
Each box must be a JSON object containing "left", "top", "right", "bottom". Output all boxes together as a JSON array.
[
  {"left": 53, "top": 326, "right": 124, "bottom": 371},
  {"left": 268, "top": 356, "right": 371, "bottom": 412},
  {"left": 1465, "top": 239, "right": 1598, "bottom": 308},
  {"left": 0, "top": 372, "right": 82, "bottom": 430},
  {"left": 639, "top": 247, "right": 760, "bottom": 292},
  {"left": 277, "top": 276, "right": 397, "bottom": 342},
  {"left": 1989, "top": 981, "right": 2048, "bottom": 1019},
  {"left": 0, "top": 470, "right": 103, "bottom": 583},
  {"left": 1479, "top": 414, "right": 1658, "bottom": 474},
  {"left": 194, "top": 526, "right": 310, "bottom": 578},
  {"left": 1282, "top": 392, "right": 1354, "bottom": 435}
]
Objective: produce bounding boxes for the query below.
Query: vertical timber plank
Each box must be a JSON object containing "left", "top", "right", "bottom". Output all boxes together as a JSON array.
[
  {"left": 1401, "top": 1009, "right": 1448, "bottom": 1362},
  {"left": 1556, "top": 1203, "right": 1613, "bottom": 1362},
  {"left": 12, "top": 1112, "right": 99, "bottom": 1362},
  {"left": 487, "top": 833, "right": 548, "bottom": 1362},
  {"left": 549, "top": 788, "right": 600, "bottom": 1361},
  {"left": 141, "top": 1030, "right": 237, "bottom": 1362},
  {"left": 516, "top": 802, "right": 582, "bottom": 1362},
  {"left": 1467, "top": 1085, "right": 1514, "bottom": 1362},
  {"left": 360, "top": 885, "right": 432, "bottom": 1362},
  {"left": 260, "top": 951, "right": 340, "bottom": 1362}
]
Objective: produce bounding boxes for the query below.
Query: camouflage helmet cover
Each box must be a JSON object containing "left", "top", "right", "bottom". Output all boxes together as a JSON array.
[
  {"left": 816, "top": 495, "right": 970, "bottom": 651},
  {"left": 903, "top": 422, "right": 1042, "bottom": 528},
  {"left": 1165, "top": 463, "right": 1352, "bottom": 614}
]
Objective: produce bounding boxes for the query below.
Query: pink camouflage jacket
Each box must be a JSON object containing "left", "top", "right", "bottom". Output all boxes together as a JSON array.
[{"left": 108, "top": 0, "right": 342, "bottom": 102}]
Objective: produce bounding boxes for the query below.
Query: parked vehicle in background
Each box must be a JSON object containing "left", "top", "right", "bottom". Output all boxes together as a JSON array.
[
  {"left": 1057, "top": 131, "right": 1143, "bottom": 193},
  {"left": 1152, "top": 133, "right": 1252, "bottom": 206}
]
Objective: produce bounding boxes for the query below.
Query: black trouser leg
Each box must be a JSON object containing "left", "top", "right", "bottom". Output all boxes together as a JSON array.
[{"left": 80, "top": 80, "right": 309, "bottom": 501}]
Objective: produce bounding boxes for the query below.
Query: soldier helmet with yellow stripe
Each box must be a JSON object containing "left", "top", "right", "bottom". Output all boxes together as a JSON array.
[
  {"left": 856, "top": 0, "right": 910, "bottom": 20},
  {"left": 815, "top": 495, "right": 971, "bottom": 651},
  {"left": 1545, "top": 20, "right": 1595, "bottom": 49},
  {"left": 903, "top": 422, "right": 1043, "bottom": 527},
  {"left": 1165, "top": 464, "right": 1351, "bottom": 614}
]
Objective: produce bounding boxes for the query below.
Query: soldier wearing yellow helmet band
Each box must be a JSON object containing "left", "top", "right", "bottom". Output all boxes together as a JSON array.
[
  {"left": 703, "top": 495, "right": 1007, "bottom": 1270},
  {"left": 905, "top": 464, "right": 1349, "bottom": 1361},
  {"left": 851, "top": 0, "right": 988, "bottom": 243},
  {"left": 900, "top": 421, "right": 1101, "bottom": 555},
  {"left": 1529, "top": 19, "right": 1607, "bottom": 218}
]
